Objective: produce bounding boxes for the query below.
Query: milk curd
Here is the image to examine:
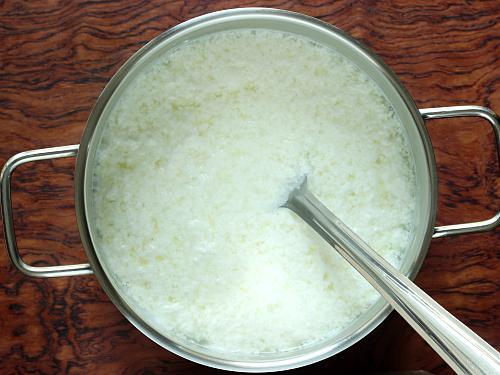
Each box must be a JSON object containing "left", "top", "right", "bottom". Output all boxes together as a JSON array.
[{"left": 93, "top": 29, "right": 416, "bottom": 354}]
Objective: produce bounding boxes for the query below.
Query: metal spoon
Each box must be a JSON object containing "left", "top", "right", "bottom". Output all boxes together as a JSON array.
[{"left": 283, "top": 177, "right": 500, "bottom": 375}]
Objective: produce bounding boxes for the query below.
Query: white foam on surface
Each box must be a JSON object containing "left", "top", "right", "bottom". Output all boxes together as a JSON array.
[{"left": 93, "top": 29, "right": 416, "bottom": 354}]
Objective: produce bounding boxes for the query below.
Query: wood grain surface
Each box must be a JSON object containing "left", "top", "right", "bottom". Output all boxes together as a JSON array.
[{"left": 0, "top": 1, "right": 498, "bottom": 374}]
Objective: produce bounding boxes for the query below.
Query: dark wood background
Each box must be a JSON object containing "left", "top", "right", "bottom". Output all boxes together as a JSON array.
[{"left": 0, "top": 1, "right": 498, "bottom": 374}]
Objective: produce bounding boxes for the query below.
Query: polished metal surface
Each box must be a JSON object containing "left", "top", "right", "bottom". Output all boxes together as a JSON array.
[
  {"left": 285, "top": 178, "right": 500, "bottom": 375},
  {"left": 0, "top": 145, "right": 93, "bottom": 277},
  {"left": 420, "top": 106, "right": 500, "bottom": 238},
  {"left": 1, "top": 7, "right": 498, "bottom": 373}
]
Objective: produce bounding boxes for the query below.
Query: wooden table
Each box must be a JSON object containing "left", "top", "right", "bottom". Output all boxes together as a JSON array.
[{"left": 0, "top": 1, "right": 498, "bottom": 373}]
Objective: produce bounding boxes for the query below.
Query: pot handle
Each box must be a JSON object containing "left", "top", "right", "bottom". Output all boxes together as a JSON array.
[
  {"left": 1, "top": 145, "right": 93, "bottom": 277},
  {"left": 420, "top": 106, "right": 500, "bottom": 239}
]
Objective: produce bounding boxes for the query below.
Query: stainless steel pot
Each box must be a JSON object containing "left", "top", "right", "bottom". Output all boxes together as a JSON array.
[{"left": 1, "top": 8, "right": 499, "bottom": 372}]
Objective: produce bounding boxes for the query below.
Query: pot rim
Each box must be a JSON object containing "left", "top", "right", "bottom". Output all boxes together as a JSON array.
[{"left": 73, "top": 7, "right": 438, "bottom": 372}]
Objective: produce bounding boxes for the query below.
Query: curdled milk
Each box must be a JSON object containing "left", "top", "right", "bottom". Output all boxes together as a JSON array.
[{"left": 93, "top": 29, "right": 416, "bottom": 354}]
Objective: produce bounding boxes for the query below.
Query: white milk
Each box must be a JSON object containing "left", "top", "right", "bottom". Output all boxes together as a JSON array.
[{"left": 93, "top": 29, "right": 416, "bottom": 354}]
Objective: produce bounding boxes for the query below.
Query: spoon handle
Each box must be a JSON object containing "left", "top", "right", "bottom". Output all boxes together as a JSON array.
[{"left": 285, "top": 181, "right": 500, "bottom": 375}]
